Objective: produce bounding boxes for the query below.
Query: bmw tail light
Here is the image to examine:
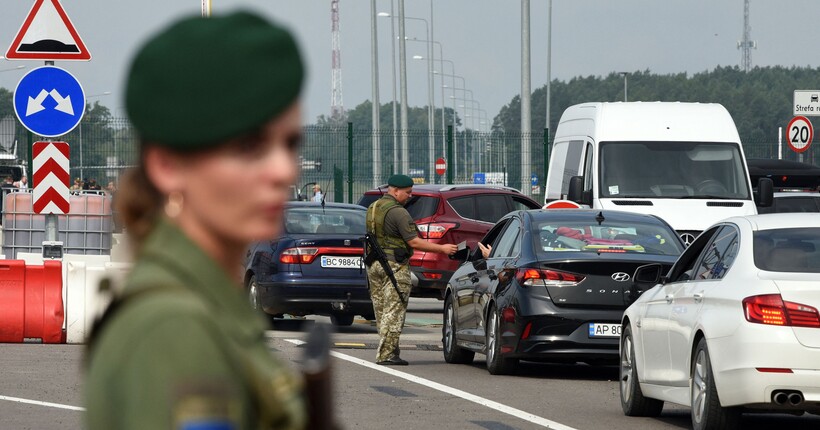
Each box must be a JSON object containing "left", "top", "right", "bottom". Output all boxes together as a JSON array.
[
  {"left": 280, "top": 247, "right": 319, "bottom": 264},
  {"left": 515, "top": 268, "right": 585, "bottom": 287},
  {"left": 743, "top": 294, "right": 820, "bottom": 328},
  {"left": 417, "top": 223, "right": 457, "bottom": 239}
]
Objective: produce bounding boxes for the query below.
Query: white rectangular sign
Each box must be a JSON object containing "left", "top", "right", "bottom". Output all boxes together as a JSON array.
[{"left": 794, "top": 90, "right": 820, "bottom": 116}]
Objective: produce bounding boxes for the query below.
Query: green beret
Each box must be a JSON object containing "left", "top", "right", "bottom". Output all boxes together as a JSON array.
[
  {"left": 125, "top": 11, "right": 304, "bottom": 150},
  {"left": 388, "top": 174, "right": 414, "bottom": 188}
]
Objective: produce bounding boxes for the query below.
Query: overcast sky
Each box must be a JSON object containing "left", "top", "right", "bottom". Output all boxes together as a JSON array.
[{"left": 1, "top": 1, "right": 818, "bottom": 126}]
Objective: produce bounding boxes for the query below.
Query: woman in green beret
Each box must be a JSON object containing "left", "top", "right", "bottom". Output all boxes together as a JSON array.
[{"left": 85, "top": 11, "right": 307, "bottom": 430}]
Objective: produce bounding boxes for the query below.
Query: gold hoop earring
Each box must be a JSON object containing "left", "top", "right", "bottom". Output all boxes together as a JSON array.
[{"left": 164, "top": 192, "right": 184, "bottom": 218}]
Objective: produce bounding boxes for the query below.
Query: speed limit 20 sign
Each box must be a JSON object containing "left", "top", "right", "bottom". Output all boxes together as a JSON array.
[{"left": 787, "top": 116, "right": 814, "bottom": 153}]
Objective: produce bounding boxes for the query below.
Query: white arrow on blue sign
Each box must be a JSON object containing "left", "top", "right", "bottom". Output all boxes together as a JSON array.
[{"left": 13, "top": 66, "right": 85, "bottom": 137}]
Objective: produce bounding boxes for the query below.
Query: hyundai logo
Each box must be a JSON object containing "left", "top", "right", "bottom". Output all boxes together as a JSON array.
[
  {"left": 680, "top": 233, "right": 697, "bottom": 247},
  {"left": 611, "top": 272, "right": 630, "bottom": 282}
]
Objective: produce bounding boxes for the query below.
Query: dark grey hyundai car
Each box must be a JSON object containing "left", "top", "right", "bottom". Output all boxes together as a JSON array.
[{"left": 442, "top": 209, "right": 684, "bottom": 374}]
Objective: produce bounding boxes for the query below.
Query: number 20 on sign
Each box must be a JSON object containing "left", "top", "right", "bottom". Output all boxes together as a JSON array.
[{"left": 787, "top": 116, "right": 814, "bottom": 153}]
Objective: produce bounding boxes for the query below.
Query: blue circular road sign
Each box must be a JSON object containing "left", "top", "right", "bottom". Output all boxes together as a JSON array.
[{"left": 14, "top": 66, "right": 85, "bottom": 137}]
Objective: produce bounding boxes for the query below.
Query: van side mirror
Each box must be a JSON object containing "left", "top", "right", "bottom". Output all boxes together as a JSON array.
[
  {"left": 755, "top": 177, "right": 773, "bottom": 208},
  {"left": 567, "top": 176, "right": 584, "bottom": 203}
]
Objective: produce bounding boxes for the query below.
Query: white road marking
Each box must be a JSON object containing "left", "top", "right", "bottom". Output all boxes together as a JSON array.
[
  {"left": 0, "top": 395, "right": 85, "bottom": 411},
  {"left": 286, "top": 339, "right": 577, "bottom": 430}
]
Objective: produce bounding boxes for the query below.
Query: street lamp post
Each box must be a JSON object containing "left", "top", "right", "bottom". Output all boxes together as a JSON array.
[
  {"left": 397, "top": 0, "right": 409, "bottom": 174},
  {"left": 620, "top": 72, "right": 628, "bottom": 102},
  {"left": 381, "top": 13, "right": 433, "bottom": 182},
  {"left": 376, "top": 11, "right": 398, "bottom": 174},
  {"left": 370, "top": 1, "right": 381, "bottom": 187}
]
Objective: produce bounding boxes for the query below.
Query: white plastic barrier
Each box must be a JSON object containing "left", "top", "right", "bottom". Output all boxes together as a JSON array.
[{"left": 65, "top": 261, "right": 131, "bottom": 344}]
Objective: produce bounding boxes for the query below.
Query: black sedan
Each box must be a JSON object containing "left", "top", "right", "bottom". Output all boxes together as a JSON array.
[
  {"left": 243, "top": 201, "right": 373, "bottom": 326},
  {"left": 442, "top": 209, "right": 684, "bottom": 374}
]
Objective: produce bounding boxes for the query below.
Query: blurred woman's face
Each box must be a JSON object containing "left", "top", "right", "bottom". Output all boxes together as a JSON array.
[{"left": 173, "top": 103, "right": 301, "bottom": 247}]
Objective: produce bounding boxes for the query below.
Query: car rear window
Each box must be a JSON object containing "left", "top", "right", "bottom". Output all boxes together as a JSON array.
[
  {"left": 534, "top": 219, "right": 683, "bottom": 256},
  {"left": 476, "top": 194, "right": 510, "bottom": 223},
  {"left": 285, "top": 207, "right": 365, "bottom": 235},
  {"left": 356, "top": 193, "right": 438, "bottom": 221},
  {"left": 448, "top": 196, "right": 476, "bottom": 220},
  {"left": 357, "top": 193, "right": 381, "bottom": 208},
  {"left": 753, "top": 228, "right": 820, "bottom": 273},
  {"left": 404, "top": 196, "right": 438, "bottom": 220}
]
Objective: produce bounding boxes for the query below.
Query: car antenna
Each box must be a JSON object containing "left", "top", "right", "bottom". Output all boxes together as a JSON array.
[
  {"left": 319, "top": 176, "right": 332, "bottom": 212},
  {"left": 595, "top": 211, "right": 605, "bottom": 225}
]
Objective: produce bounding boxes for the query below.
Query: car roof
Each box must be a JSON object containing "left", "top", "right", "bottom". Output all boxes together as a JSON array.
[
  {"left": 362, "top": 183, "right": 525, "bottom": 195},
  {"left": 286, "top": 201, "right": 365, "bottom": 211},
  {"left": 524, "top": 208, "right": 668, "bottom": 224},
  {"left": 724, "top": 213, "right": 820, "bottom": 231}
]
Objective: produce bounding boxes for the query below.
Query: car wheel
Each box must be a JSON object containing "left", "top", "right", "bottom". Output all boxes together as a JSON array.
[
  {"left": 620, "top": 325, "right": 664, "bottom": 417},
  {"left": 247, "top": 275, "right": 260, "bottom": 310},
  {"left": 691, "top": 338, "right": 740, "bottom": 430},
  {"left": 442, "top": 294, "right": 475, "bottom": 364},
  {"left": 330, "top": 314, "right": 355, "bottom": 326},
  {"left": 485, "top": 305, "right": 518, "bottom": 375},
  {"left": 247, "top": 275, "right": 277, "bottom": 325}
]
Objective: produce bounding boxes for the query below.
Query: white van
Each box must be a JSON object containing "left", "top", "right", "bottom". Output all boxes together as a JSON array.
[{"left": 545, "top": 102, "right": 772, "bottom": 245}]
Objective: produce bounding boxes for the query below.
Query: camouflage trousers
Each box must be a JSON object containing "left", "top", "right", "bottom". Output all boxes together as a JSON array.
[{"left": 367, "top": 261, "right": 412, "bottom": 362}]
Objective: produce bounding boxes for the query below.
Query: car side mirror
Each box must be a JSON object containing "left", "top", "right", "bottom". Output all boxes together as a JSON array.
[
  {"left": 466, "top": 246, "right": 485, "bottom": 262},
  {"left": 633, "top": 263, "right": 663, "bottom": 285},
  {"left": 451, "top": 245, "right": 471, "bottom": 262},
  {"left": 755, "top": 177, "right": 773, "bottom": 208},
  {"left": 625, "top": 263, "right": 664, "bottom": 305}
]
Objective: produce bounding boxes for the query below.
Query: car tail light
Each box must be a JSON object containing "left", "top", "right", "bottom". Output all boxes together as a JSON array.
[
  {"left": 280, "top": 247, "right": 319, "bottom": 264},
  {"left": 521, "top": 322, "right": 533, "bottom": 340},
  {"left": 279, "top": 247, "right": 362, "bottom": 264},
  {"left": 515, "top": 268, "right": 585, "bottom": 287},
  {"left": 743, "top": 294, "right": 820, "bottom": 328},
  {"left": 417, "top": 222, "right": 457, "bottom": 239},
  {"left": 422, "top": 272, "right": 442, "bottom": 280}
]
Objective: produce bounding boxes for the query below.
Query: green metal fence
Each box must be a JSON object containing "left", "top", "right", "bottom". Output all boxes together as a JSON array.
[{"left": 0, "top": 116, "right": 815, "bottom": 204}]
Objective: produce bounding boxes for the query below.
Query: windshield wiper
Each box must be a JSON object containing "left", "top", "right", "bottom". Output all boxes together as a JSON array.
[{"left": 677, "top": 195, "right": 736, "bottom": 200}]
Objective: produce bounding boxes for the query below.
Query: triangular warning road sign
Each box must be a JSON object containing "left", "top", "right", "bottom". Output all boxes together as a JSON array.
[{"left": 5, "top": 0, "right": 91, "bottom": 61}]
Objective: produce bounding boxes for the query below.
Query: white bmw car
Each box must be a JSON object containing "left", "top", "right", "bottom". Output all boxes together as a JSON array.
[{"left": 619, "top": 213, "right": 820, "bottom": 429}]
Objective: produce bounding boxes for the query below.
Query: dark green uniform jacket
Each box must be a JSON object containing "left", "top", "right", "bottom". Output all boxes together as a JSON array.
[{"left": 85, "top": 220, "right": 306, "bottom": 430}]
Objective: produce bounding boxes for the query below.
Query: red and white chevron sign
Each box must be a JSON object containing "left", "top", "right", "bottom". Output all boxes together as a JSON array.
[{"left": 33, "top": 141, "right": 70, "bottom": 214}]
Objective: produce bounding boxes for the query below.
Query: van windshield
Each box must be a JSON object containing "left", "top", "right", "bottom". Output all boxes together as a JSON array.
[{"left": 599, "top": 141, "right": 750, "bottom": 199}]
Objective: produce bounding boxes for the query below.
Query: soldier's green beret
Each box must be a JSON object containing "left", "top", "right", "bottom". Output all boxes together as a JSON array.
[
  {"left": 125, "top": 11, "right": 304, "bottom": 150},
  {"left": 387, "top": 174, "right": 414, "bottom": 188}
]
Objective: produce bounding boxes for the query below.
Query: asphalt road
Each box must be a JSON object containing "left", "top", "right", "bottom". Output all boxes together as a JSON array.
[{"left": 3, "top": 298, "right": 820, "bottom": 429}]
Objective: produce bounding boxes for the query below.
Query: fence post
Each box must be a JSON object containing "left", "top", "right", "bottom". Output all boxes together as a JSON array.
[
  {"left": 543, "top": 127, "right": 550, "bottom": 197},
  {"left": 347, "top": 122, "right": 353, "bottom": 203},
  {"left": 446, "top": 125, "right": 453, "bottom": 185},
  {"left": 333, "top": 164, "right": 343, "bottom": 203}
]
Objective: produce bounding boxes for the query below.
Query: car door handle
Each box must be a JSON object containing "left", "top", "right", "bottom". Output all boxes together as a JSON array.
[
  {"left": 665, "top": 294, "right": 674, "bottom": 304},
  {"left": 488, "top": 272, "right": 498, "bottom": 281},
  {"left": 694, "top": 293, "right": 704, "bottom": 303}
]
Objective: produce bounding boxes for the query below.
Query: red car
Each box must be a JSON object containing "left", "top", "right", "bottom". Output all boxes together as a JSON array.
[{"left": 358, "top": 184, "right": 541, "bottom": 298}]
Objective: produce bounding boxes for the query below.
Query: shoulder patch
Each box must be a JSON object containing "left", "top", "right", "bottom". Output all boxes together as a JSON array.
[{"left": 174, "top": 380, "right": 240, "bottom": 430}]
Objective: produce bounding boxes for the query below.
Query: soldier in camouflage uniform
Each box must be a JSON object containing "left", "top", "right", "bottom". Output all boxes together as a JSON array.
[{"left": 366, "top": 175, "right": 458, "bottom": 365}]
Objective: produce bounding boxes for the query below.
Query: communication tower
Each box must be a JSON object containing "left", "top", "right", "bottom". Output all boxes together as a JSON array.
[
  {"left": 737, "top": 0, "right": 756, "bottom": 72},
  {"left": 330, "top": 0, "right": 345, "bottom": 120}
]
